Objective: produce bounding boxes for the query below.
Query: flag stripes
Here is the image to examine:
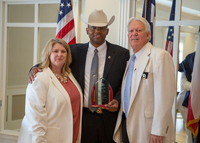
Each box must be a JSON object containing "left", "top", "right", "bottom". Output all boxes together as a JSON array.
[
  {"left": 165, "top": 0, "right": 175, "bottom": 56},
  {"left": 56, "top": 0, "right": 76, "bottom": 45}
]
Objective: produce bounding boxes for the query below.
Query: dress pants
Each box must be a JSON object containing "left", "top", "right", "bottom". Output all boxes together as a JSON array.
[
  {"left": 81, "top": 107, "right": 115, "bottom": 143},
  {"left": 194, "top": 122, "right": 200, "bottom": 143},
  {"left": 122, "top": 113, "right": 130, "bottom": 143}
]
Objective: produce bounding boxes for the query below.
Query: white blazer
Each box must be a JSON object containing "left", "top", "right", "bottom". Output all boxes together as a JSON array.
[
  {"left": 18, "top": 67, "right": 83, "bottom": 143},
  {"left": 114, "top": 43, "right": 176, "bottom": 143}
]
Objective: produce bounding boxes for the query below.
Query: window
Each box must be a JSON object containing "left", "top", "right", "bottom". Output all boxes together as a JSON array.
[{"left": 1, "top": 1, "right": 59, "bottom": 133}]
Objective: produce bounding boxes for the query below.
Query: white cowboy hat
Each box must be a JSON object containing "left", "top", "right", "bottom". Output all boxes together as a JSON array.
[{"left": 81, "top": 9, "right": 115, "bottom": 27}]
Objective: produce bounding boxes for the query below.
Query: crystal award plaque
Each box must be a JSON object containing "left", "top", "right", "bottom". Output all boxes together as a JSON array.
[{"left": 90, "top": 78, "right": 113, "bottom": 107}]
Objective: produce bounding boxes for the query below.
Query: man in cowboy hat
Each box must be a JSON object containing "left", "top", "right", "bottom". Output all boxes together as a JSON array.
[
  {"left": 28, "top": 9, "right": 129, "bottom": 143},
  {"left": 70, "top": 9, "right": 129, "bottom": 143}
]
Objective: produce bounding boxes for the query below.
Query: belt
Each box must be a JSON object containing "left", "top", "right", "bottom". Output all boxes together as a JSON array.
[
  {"left": 83, "top": 107, "right": 103, "bottom": 114},
  {"left": 96, "top": 107, "right": 103, "bottom": 114}
]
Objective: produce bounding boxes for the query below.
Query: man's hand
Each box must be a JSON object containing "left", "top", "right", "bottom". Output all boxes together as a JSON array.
[
  {"left": 28, "top": 67, "right": 43, "bottom": 84},
  {"left": 103, "top": 99, "right": 118, "bottom": 112},
  {"left": 150, "top": 135, "right": 164, "bottom": 143}
]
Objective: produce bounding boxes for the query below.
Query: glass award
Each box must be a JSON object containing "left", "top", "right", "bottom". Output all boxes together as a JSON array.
[{"left": 90, "top": 78, "right": 113, "bottom": 107}]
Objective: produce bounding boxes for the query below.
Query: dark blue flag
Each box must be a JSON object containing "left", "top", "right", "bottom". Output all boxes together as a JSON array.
[{"left": 142, "top": 0, "right": 156, "bottom": 45}]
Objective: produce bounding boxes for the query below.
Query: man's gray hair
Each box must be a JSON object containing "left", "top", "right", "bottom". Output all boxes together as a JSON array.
[{"left": 127, "top": 17, "right": 151, "bottom": 37}]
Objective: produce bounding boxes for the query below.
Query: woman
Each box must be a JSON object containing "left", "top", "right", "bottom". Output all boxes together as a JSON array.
[{"left": 18, "top": 38, "right": 83, "bottom": 143}]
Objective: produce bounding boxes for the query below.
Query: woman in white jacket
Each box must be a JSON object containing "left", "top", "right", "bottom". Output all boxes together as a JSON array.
[{"left": 18, "top": 38, "right": 83, "bottom": 143}]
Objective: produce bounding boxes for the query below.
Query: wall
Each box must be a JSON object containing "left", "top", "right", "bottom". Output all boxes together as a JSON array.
[
  {"left": 0, "top": 133, "right": 18, "bottom": 143},
  {"left": 183, "top": 33, "right": 196, "bottom": 59},
  {"left": 80, "top": 0, "right": 120, "bottom": 45},
  {"left": 0, "top": 0, "right": 3, "bottom": 133}
]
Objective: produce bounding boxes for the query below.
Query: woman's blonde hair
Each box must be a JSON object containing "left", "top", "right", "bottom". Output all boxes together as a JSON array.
[{"left": 39, "top": 38, "right": 72, "bottom": 76}]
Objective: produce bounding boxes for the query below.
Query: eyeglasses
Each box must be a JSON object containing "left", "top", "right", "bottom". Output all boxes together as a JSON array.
[{"left": 88, "top": 26, "right": 107, "bottom": 31}]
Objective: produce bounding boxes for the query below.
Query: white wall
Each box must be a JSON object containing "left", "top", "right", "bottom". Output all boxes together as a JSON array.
[
  {"left": 79, "top": 0, "right": 120, "bottom": 44},
  {"left": 0, "top": 0, "right": 3, "bottom": 133},
  {"left": 0, "top": 133, "right": 18, "bottom": 143},
  {"left": 183, "top": 33, "right": 196, "bottom": 59}
]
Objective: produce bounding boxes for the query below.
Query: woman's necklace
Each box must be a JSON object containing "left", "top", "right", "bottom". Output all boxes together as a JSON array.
[{"left": 54, "top": 73, "right": 68, "bottom": 83}]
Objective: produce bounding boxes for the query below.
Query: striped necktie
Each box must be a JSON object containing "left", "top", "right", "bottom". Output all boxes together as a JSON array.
[{"left": 88, "top": 49, "right": 98, "bottom": 112}]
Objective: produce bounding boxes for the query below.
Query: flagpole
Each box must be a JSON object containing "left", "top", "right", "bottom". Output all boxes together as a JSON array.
[{"left": 144, "top": 0, "right": 147, "bottom": 19}]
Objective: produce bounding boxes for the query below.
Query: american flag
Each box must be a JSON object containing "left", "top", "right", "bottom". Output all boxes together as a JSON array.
[
  {"left": 142, "top": 0, "right": 156, "bottom": 45},
  {"left": 187, "top": 27, "right": 200, "bottom": 138},
  {"left": 165, "top": 0, "right": 175, "bottom": 56},
  {"left": 56, "top": 0, "right": 76, "bottom": 45}
]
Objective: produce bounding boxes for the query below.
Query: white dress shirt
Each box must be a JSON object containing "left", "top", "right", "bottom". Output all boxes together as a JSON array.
[{"left": 83, "top": 41, "right": 107, "bottom": 107}]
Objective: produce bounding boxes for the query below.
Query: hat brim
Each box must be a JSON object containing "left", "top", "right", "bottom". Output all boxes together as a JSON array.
[{"left": 81, "top": 14, "right": 115, "bottom": 27}]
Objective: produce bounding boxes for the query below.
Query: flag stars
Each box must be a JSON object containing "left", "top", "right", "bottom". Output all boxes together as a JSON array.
[
  {"left": 60, "top": 2, "right": 65, "bottom": 7},
  {"left": 67, "top": 3, "right": 71, "bottom": 8},
  {"left": 59, "top": 10, "right": 63, "bottom": 15}
]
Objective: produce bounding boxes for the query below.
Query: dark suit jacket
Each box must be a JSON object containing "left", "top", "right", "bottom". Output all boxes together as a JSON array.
[
  {"left": 69, "top": 41, "right": 130, "bottom": 139},
  {"left": 179, "top": 52, "right": 195, "bottom": 107}
]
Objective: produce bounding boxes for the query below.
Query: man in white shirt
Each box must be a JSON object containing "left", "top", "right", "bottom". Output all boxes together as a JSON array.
[{"left": 114, "top": 17, "right": 176, "bottom": 143}]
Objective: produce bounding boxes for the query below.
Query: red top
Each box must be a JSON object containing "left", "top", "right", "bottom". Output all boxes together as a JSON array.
[{"left": 59, "top": 78, "right": 80, "bottom": 143}]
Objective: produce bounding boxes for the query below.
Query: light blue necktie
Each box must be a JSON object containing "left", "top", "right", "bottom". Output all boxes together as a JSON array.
[{"left": 124, "top": 54, "right": 136, "bottom": 117}]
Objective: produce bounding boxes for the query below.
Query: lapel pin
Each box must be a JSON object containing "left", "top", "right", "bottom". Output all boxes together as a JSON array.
[
  {"left": 142, "top": 74, "right": 146, "bottom": 78},
  {"left": 142, "top": 72, "right": 148, "bottom": 79},
  {"left": 108, "top": 56, "right": 111, "bottom": 59}
]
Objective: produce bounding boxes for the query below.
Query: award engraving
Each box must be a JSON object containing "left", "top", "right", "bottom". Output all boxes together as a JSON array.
[{"left": 91, "top": 78, "right": 113, "bottom": 107}]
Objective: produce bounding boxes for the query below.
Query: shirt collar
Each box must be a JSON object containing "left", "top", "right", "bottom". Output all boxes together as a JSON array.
[
  {"left": 133, "top": 43, "right": 148, "bottom": 60},
  {"left": 88, "top": 41, "right": 107, "bottom": 54}
]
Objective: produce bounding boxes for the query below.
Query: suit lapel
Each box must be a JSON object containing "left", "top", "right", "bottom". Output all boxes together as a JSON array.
[
  {"left": 103, "top": 41, "right": 116, "bottom": 78},
  {"left": 129, "top": 43, "right": 152, "bottom": 110},
  {"left": 77, "top": 43, "right": 89, "bottom": 90}
]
